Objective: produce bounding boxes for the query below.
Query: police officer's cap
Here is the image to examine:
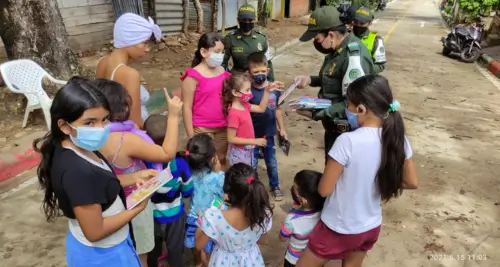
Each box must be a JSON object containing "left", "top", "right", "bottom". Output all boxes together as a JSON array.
[
  {"left": 354, "top": 7, "right": 374, "bottom": 23},
  {"left": 299, "top": 6, "right": 343, "bottom": 42},
  {"left": 238, "top": 4, "right": 256, "bottom": 20}
]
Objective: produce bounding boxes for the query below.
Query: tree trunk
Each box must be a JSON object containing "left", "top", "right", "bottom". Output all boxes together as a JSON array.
[
  {"left": 182, "top": 0, "right": 189, "bottom": 35},
  {"left": 212, "top": 0, "right": 219, "bottom": 33},
  {"left": 0, "top": 0, "right": 82, "bottom": 80},
  {"left": 258, "top": 0, "right": 268, "bottom": 27},
  {"left": 193, "top": 0, "right": 205, "bottom": 33},
  {"left": 221, "top": 0, "right": 226, "bottom": 35}
]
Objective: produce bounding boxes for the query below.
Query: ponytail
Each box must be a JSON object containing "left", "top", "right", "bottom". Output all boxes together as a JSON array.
[
  {"left": 345, "top": 75, "right": 407, "bottom": 202},
  {"left": 33, "top": 132, "right": 60, "bottom": 221},
  {"left": 378, "top": 110, "right": 406, "bottom": 202},
  {"left": 244, "top": 179, "right": 273, "bottom": 232},
  {"left": 224, "top": 163, "right": 273, "bottom": 232},
  {"left": 191, "top": 50, "right": 203, "bottom": 67}
]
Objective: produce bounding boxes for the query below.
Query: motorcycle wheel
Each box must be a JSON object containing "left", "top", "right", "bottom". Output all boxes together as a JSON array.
[
  {"left": 460, "top": 46, "right": 481, "bottom": 63},
  {"left": 442, "top": 46, "right": 451, "bottom": 56}
]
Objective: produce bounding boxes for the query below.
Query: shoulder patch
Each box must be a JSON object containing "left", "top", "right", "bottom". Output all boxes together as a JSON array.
[
  {"left": 254, "top": 29, "right": 266, "bottom": 37},
  {"left": 226, "top": 31, "right": 237, "bottom": 36},
  {"left": 347, "top": 42, "right": 360, "bottom": 52}
]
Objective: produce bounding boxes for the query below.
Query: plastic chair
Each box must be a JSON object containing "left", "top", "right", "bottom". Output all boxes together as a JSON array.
[{"left": 0, "top": 59, "right": 67, "bottom": 129}]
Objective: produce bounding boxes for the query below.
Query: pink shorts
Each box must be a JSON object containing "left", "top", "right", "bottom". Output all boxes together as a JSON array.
[{"left": 308, "top": 220, "right": 381, "bottom": 260}]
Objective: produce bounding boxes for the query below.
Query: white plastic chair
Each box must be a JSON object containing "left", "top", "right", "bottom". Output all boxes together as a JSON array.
[{"left": 0, "top": 59, "right": 67, "bottom": 129}]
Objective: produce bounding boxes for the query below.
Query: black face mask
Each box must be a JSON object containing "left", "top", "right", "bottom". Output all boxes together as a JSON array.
[
  {"left": 352, "top": 26, "right": 369, "bottom": 37},
  {"left": 291, "top": 188, "right": 301, "bottom": 206},
  {"left": 239, "top": 21, "right": 254, "bottom": 32},
  {"left": 314, "top": 40, "right": 335, "bottom": 54}
]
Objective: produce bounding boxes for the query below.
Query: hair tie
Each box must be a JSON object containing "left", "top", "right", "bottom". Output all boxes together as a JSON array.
[
  {"left": 247, "top": 177, "right": 254, "bottom": 184},
  {"left": 388, "top": 100, "right": 400, "bottom": 113},
  {"left": 185, "top": 150, "right": 190, "bottom": 156}
]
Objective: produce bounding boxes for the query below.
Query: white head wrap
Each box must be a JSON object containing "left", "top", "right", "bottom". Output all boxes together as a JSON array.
[{"left": 113, "top": 13, "right": 162, "bottom": 48}]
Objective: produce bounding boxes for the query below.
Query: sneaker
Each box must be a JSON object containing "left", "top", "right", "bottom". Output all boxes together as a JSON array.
[{"left": 272, "top": 187, "right": 284, "bottom": 202}]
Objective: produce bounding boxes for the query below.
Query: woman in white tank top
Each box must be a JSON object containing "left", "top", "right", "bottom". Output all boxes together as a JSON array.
[{"left": 96, "top": 13, "right": 162, "bottom": 129}]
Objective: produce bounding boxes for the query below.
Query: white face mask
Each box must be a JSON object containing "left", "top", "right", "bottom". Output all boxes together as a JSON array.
[{"left": 207, "top": 52, "right": 224, "bottom": 67}]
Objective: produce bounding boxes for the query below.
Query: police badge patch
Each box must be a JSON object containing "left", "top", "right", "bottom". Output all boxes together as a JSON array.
[
  {"left": 348, "top": 69, "right": 362, "bottom": 79},
  {"left": 257, "top": 43, "right": 263, "bottom": 51}
]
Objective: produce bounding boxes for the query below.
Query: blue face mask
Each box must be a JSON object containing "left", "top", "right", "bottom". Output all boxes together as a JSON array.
[
  {"left": 252, "top": 74, "right": 267, "bottom": 85},
  {"left": 68, "top": 124, "right": 110, "bottom": 151},
  {"left": 345, "top": 109, "right": 359, "bottom": 130}
]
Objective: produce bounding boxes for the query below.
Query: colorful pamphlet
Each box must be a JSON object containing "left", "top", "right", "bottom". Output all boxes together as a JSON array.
[
  {"left": 278, "top": 78, "right": 301, "bottom": 105},
  {"left": 196, "top": 196, "right": 228, "bottom": 226},
  {"left": 289, "top": 96, "right": 332, "bottom": 110},
  {"left": 126, "top": 166, "right": 173, "bottom": 210},
  {"left": 278, "top": 135, "right": 291, "bottom": 156}
]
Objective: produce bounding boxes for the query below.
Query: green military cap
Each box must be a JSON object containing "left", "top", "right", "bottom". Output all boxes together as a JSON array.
[
  {"left": 238, "top": 4, "right": 256, "bottom": 20},
  {"left": 299, "top": 6, "right": 343, "bottom": 42},
  {"left": 354, "top": 7, "right": 374, "bottom": 23}
]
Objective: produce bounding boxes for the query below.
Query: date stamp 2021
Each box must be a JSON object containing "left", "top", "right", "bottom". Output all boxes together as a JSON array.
[{"left": 428, "top": 254, "right": 488, "bottom": 261}]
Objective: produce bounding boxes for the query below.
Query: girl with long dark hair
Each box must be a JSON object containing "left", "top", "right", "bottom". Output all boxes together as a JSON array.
[
  {"left": 195, "top": 163, "right": 273, "bottom": 267},
  {"left": 33, "top": 78, "right": 154, "bottom": 267},
  {"left": 181, "top": 32, "right": 231, "bottom": 170},
  {"left": 296, "top": 75, "right": 418, "bottom": 267}
]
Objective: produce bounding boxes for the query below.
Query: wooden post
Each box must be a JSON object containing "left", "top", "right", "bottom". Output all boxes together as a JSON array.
[
  {"left": 194, "top": 0, "right": 205, "bottom": 33},
  {"left": 212, "top": 0, "right": 218, "bottom": 32},
  {"left": 182, "top": 0, "right": 189, "bottom": 35},
  {"left": 221, "top": 0, "right": 226, "bottom": 35},
  {"left": 257, "top": 0, "right": 268, "bottom": 27}
]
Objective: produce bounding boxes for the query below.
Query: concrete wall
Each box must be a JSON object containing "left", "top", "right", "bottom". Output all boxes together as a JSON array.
[{"left": 0, "top": 0, "right": 115, "bottom": 58}]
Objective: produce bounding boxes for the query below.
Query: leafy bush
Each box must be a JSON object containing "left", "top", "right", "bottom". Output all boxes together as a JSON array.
[{"left": 459, "top": 0, "right": 498, "bottom": 17}]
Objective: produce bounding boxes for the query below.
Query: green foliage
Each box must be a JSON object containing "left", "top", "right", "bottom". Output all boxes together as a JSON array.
[{"left": 459, "top": 0, "right": 499, "bottom": 17}]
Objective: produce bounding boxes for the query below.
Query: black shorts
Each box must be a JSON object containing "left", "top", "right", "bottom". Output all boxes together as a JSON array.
[{"left": 284, "top": 259, "right": 295, "bottom": 267}]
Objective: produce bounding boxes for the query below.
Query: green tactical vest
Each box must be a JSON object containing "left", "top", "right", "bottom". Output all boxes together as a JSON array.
[{"left": 360, "top": 32, "right": 377, "bottom": 54}]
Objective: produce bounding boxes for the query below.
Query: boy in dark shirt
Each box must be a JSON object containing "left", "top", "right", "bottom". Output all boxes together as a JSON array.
[{"left": 248, "top": 52, "right": 287, "bottom": 201}]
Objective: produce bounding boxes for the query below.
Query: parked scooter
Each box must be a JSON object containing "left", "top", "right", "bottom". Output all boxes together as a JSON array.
[
  {"left": 441, "top": 20, "right": 484, "bottom": 63},
  {"left": 338, "top": 2, "right": 353, "bottom": 31},
  {"left": 376, "top": 0, "right": 387, "bottom": 11}
]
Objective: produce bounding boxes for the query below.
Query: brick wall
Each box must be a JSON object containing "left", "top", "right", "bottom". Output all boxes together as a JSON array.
[{"left": 289, "top": 0, "right": 309, "bottom": 17}]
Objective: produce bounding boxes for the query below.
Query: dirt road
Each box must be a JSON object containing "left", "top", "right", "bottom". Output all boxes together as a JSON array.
[{"left": 1, "top": 0, "right": 499, "bottom": 266}]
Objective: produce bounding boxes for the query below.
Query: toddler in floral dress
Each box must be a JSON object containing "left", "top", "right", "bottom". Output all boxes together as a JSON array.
[{"left": 195, "top": 163, "right": 273, "bottom": 266}]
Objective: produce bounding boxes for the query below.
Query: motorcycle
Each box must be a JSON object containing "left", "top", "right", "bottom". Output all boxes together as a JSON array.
[
  {"left": 441, "top": 21, "right": 483, "bottom": 63},
  {"left": 376, "top": 0, "right": 387, "bottom": 11}
]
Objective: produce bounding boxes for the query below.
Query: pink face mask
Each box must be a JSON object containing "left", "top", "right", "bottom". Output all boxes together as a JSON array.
[{"left": 240, "top": 93, "right": 253, "bottom": 103}]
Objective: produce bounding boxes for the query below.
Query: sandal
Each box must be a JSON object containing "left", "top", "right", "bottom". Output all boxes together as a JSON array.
[
  {"left": 272, "top": 187, "right": 284, "bottom": 202},
  {"left": 157, "top": 253, "right": 168, "bottom": 267}
]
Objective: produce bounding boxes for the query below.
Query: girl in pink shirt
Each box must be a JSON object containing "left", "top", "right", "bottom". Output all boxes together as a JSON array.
[
  {"left": 222, "top": 73, "right": 283, "bottom": 166},
  {"left": 181, "top": 33, "right": 231, "bottom": 169}
]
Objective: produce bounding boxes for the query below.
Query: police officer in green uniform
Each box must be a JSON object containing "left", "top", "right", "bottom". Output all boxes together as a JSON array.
[
  {"left": 352, "top": 7, "right": 386, "bottom": 73},
  {"left": 294, "top": 6, "right": 376, "bottom": 163},
  {"left": 222, "top": 4, "right": 275, "bottom": 82}
]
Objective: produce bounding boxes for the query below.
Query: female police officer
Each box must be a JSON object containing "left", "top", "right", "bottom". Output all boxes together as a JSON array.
[
  {"left": 222, "top": 4, "right": 275, "bottom": 82},
  {"left": 294, "top": 6, "right": 376, "bottom": 163}
]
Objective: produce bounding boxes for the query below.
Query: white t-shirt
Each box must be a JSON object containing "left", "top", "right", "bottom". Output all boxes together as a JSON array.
[{"left": 321, "top": 127, "right": 412, "bottom": 234}]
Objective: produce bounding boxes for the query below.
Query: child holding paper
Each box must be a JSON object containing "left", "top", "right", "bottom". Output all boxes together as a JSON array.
[
  {"left": 247, "top": 52, "right": 287, "bottom": 201},
  {"left": 144, "top": 114, "right": 193, "bottom": 267}
]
